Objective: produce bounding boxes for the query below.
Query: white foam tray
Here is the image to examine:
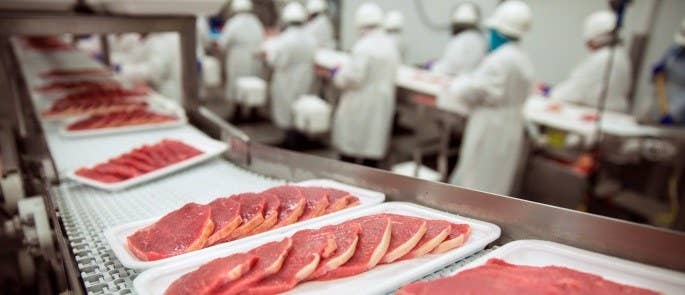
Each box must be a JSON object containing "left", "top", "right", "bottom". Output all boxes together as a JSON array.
[
  {"left": 105, "top": 179, "right": 386, "bottom": 270},
  {"left": 133, "top": 202, "right": 500, "bottom": 295},
  {"left": 67, "top": 135, "right": 227, "bottom": 192},
  {"left": 103, "top": 0, "right": 224, "bottom": 15},
  {"left": 447, "top": 240, "right": 685, "bottom": 294}
]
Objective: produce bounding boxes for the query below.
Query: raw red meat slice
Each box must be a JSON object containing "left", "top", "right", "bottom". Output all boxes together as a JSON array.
[
  {"left": 243, "top": 230, "right": 336, "bottom": 294},
  {"left": 380, "top": 214, "right": 427, "bottom": 263},
  {"left": 431, "top": 223, "right": 470, "bottom": 254},
  {"left": 109, "top": 157, "right": 156, "bottom": 173},
  {"left": 128, "top": 149, "right": 161, "bottom": 168},
  {"left": 66, "top": 110, "right": 176, "bottom": 131},
  {"left": 298, "top": 187, "right": 330, "bottom": 221},
  {"left": 316, "top": 216, "right": 392, "bottom": 281},
  {"left": 75, "top": 168, "right": 123, "bottom": 183},
  {"left": 396, "top": 259, "right": 660, "bottom": 295},
  {"left": 324, "top": 188, "right": 353, "bottom": 213},
  {"left": 346, "top": 196, "right": 361, "bottom": 207},
  {"left": 162, "top": 139, "right": 203, "bottom": 159},
  {"left": 264, "top": 186, "right": 306, "bottom": 228},
  {"left": 139, "top": 145, "right": 170, "bottom": 167},
  {"left": 206, "top": 198, "right": 243, "bottom": 246},
  {"left": 127, "top": 203, "right": 214, "bottom": 261},
  {"left": 225, "top": 193, "right": 266, "bottom": 241},
  {"left": 165, "top": 253, "right": 257, "bottom": 295},
  {"left": 39, "top": 68, "right": 111, "bottom": 78},
  {"left": 308, "top": 222, "right": 362, "bottom": 279},
  {"left": 249, "top": 193, "right": 280, "bottom": 235},
  {"left": 93, "top": 162, "right": 141, "bottom": 179},
  {"left": 212, "top": 238, "right": 293, "bottom": 295},
  {"left": 400, "top": 219, "right": 451, "bottom": 260}
]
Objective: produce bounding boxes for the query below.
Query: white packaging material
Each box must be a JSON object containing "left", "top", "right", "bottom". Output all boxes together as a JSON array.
[
  {"left": 292, "top": 95, "right": 331, "bottom": 134},
  {"left": 236, "top": 76, "right": 267, "bottom": 107}
]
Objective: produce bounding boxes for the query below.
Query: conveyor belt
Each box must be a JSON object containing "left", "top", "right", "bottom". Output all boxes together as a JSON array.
[{"left": 52, "top": 159, "right": 284, "bottom": 294}]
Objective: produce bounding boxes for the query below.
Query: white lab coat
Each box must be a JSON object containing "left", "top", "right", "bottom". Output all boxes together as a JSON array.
[
  {"left": 305, "top": 14, "right": 336, "bottom": 49},
  {"left": 550, "top": 45, "right": 632, "bottom": 113},
  {"left": 218, "top": 13, "right": 265, "bottom": 100},
  {"left": 432, "top": 30, "right": 487, "bottom": 77},
  {"left": 332, "top": 29, "right": 400, "bottom": 159},
  {"left": 266, "top": 26, "right": 317, "bottom": 129},
  {"left": 120, "top": 33, "right": 182, "bottom": 103},
  {"left": 387, "top": 32, "right": 407, "bottom": 63},
  {"left": 446, "top": 43, "right": 535, "bottom": 195}
]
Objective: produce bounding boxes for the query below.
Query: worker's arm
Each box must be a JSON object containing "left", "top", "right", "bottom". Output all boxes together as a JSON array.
[
  {"left": 454, "top": 56, "right": 507, "bottom": 107},
  {"left": 334, "top": 52, "right": 369, "bottom": 90},
  {"left": 549, "top": 55, "right": 598, "bottom": 105}
]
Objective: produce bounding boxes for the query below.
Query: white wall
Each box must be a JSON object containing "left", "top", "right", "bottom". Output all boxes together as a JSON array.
[{"left": 338, "top": 0, "right": 685, "bottom": 113}]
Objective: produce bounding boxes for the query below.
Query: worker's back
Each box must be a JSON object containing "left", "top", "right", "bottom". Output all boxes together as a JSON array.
[{"left": 351, "top": 30, "right": 399, "bottom": 97}]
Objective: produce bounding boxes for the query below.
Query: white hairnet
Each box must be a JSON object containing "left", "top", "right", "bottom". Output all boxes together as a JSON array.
[
  {"left": 355, "top": 2, "right": 383, "bottom": 28},
  {"left": 486, "top": 0, "right": 532, "bottom": 38}
]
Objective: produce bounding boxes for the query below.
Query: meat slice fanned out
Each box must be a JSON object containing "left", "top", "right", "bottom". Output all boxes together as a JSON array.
[
  {"left": 127, "top": 203, "right": 214, "bottom": 261},
  {"left": 380, "top": 214, "right": 427, "bottom": 263},
  {"left": 249, "top": 193, "right": 280, "bottom": 235},
  {"left": 225, "top": 193, "right": 266, "bottom": 241},
  {"left": 298, "top": 186, "right": 330, "bottom": 221},
  {"left": 324, "top": 188, "right": 354, "bottom": 213},
  {"left": 431, "top": 223, "right": 470, "bottom": 254},
  {"left": 164, "top": 252, "right": 257, "bottom": 295},
  {"left": 400, "top": 219, "right": 451, "bottom": 260},
  {"left": 307, "top": 222, "right": 362, "bottom": 280},
  {"left": 264, "top": 186, "right": 306, "bottom": 228},
  {"left": 206, "top": 198, "right": 242, "bottom": 246}
]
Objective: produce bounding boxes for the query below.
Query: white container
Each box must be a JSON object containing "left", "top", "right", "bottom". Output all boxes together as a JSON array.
[
  {"left": 292, "top": 95, "right": 331, "bottom": 135},
  {"left": 104, "top": 179, "right": 385, "bottom": 270},
  {"left": 133, "top": 202, "right": 500, "bottom": 295},
  {"left": 103, "top": 0, "right": 224, "bottom": 15},
  {"left": 447, "top": 240, "right": 685, "bottom": 294},
  {"left": 236, "top": 76, "right": 267, "bottom": 107},
  {"left": 67, "top": 136, "right": 227, "bottom": 191}
]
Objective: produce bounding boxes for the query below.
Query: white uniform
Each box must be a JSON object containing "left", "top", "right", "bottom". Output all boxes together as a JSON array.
[
  {"left": 432, "top": 30, "right": 487, "bottom": 76},
  {"left": 120, "top": 33, "right": 182, "bottom": 102},
  {"left": 305, "top": 14, "right": 336, "bottom": 49},
  {"left": 550, "top": 45, "right": 632, "bottom": 113},
  {"left": 266, "top": 26, "right": 317, "bottom": 129},
  {"left": 332, "top": 29, "right": 400, "bottom": 159},
  {"left": 218, "top": 13, "right": 265, "bottom": 100},
  {"left": 387, "top": 31, "right": 407, "bottom": 63},
  {"left": 446, "top": 43, "right": 534, "bottom": 195}
]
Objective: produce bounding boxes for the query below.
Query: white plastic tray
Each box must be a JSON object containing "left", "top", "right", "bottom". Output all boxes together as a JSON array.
[
  {"left": 104, "top": 179, "right": 385, "bottom": 270},
  {"left": 448, "top": 240, "right": 685, "bottom": 294},
  {"left": 133, "top": 202, "right": 500, "bottom": 295},
  {"left": 103, "top": 0, "right": 224, "bottom": 15},
  {"left": 67, "top": 135, "right": 227, "bottom": 191}
]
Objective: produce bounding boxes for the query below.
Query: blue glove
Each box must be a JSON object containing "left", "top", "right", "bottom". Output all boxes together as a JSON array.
[
  {"left": 196, "top": 59, "right": 203, "bottom": 73},
  {"left": 111, "top": 63, "right": 122, "bottom": 73},
  {"left": 659, "top": 114, "right": 675, "bottom": 125},
  {"left": 330, "top": 66, "right": 339, "bottom": 77},
  {"left": 652, "top": 62, "right": 666, "bottom": 79},
  {"left": 423, "top": 60, "right": 435, "bottom": 70}
]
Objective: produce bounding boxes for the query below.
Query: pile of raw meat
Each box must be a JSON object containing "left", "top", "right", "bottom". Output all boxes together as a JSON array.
[
  {"left": 67, "top": 110, "right": 178, "bottom": 131},
  {"left": 42, "top": 88, "right": 148, "bottom": 117},
  {"left": 75, "top": 139, "right": 203, "bottom": 183},
  {"left": 127, "top": 186, "right": 361, "bottom": 262},
  {"left": 163, "top": 212, "right": 470, "bottom": 295},
  {"left": 36, "top": 80, "right": 122, "bottom": 94},
  {"left": 39, "top": 68, "right": 112, "bottom": 78},
  {"left": 24, "top": 36, "right": 73, "bottom": 51},
  {"left": 397, "top": 258, "right": 659, "bottom": 295}
]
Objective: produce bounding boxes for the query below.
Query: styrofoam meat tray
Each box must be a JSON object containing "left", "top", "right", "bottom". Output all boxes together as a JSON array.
[
  {"left": 57, "top": 96, "right": 187, "bottom": 138},
  {"left": 105, "top": 179, "right": 385, "bottom": 270},
  {"left": 103, "top": 0, "right": 224, "bottom": 15},
  {"left": 133, "top": 202, "right": 501, "bottom": 295},
  {"left": 67, "top": 135, "right": 227, "bottom": 191},
  {"left": 446, "top": 240, "right": 685, "bottom": 294}
]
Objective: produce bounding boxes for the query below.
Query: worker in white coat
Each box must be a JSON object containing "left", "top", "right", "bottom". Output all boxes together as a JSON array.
[
  {"left": 217, "top": 0, "right": 265, "bottom": 101},
  {"left": 431, "top": 3, "right": 487, "bottom": 77},
  {"left": 305, "top": 0, "right": 336, "bottom": 49},
  {"left": 550, "top": 10, "right": 632, "bottom": 113},
  {"left": 265, "top": 2, "right": 317, "bottom": 148},
  {"left": 384, "top": 10, "right": 407, "bottom": 63},
  {"left": 443, "top": 0, "right": 535, "bottom": 195},
  {"left": 331, "top": 3, "right": 400, "bottom": 167}
]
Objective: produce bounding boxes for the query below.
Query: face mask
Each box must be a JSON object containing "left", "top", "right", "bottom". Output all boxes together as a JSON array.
[{"left": 488, "top": 29, "right": 510, "bottom": 52}]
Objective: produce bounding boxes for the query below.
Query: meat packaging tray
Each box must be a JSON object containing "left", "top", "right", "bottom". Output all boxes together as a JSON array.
[
  {"left": 67, "top": 135, "right": 227, "bottom": 191},
  {"left": 132, "top": 202, "right": 500, "bottom": 295},
  {"left": 445, "top": 240, "right": 685, "bottom": 294},
  {"left": 105, "top": 179, "right": 386, "bottom": 270},
  {"left": 102, "top": 0, "right": 224, "bottom": 15},
  {"left": 57, "top": 95, "right": 187, "bottom": 138}
]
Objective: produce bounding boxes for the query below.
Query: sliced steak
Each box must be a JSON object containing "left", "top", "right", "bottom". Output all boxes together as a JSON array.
[
  {"left": 400, "top": 219, "right": 451, "bottom": 260},
  {"left": 316, "top": 215, "right": 392, "bottom": 281},
  {"left": 164, "top": 253, "right": 257, "bottom": 295},
  {"left": 212, "top": 238, "right": 293, "bottom": 295},
  {"left": 264, "top": 186, "right": 306, "bottom": 228},
  {"left": 206, "top": 198, "right": 242, "bottom": 246},
  {"left": 249, "top": 193, "right": 280, "bottom": 235},
  {"left": 226, "top": 193, "right": 266, "bottom": 241},
  {"left": 244, "top": 230, "right": 336, "bottom": 294},
  {"left": 380, "top": 214, "right": 427, "bottom": 263},
  {"left": 298, "top": 187, "right": 330, "bottom": 221},
  {"left": 431, "top": 223, "right": 470, "bottom": 254},
  {"left": 324, "top": 188, "right": 353, "bottom": 213},
  {"left": 127, "top": 203, "right": 214, "bottom": 261},
  {"left": 308, "top": 222, "right": 362, "bottom": 280}
]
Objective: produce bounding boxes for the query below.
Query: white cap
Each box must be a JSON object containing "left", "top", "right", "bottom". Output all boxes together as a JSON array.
[
  {"left": 583, "top": 10, "right": 617, "bottom": 41},
  {"left": 675, "top": 18, "right": 685, "bottom": 46},
  {"left": 307, "top": 0, "right": 327, "bottom": 15},
  {"left": 384, "top": 10, "right": 404, "bottom": 30},
  {"left": 282, "top": 2, "right": 307, "bottom": 23},
  {"left": 451, "top": 3, "right": 480, "bottom": 25},
  {"left": 231, "top": 0, "right": 252, "bottom": 13},
  {"left": 486, "top": 0, "right": 532, "bottom": 38},
  {"left": 355, "top": 2, "right": 383, "bottom": 28}
]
